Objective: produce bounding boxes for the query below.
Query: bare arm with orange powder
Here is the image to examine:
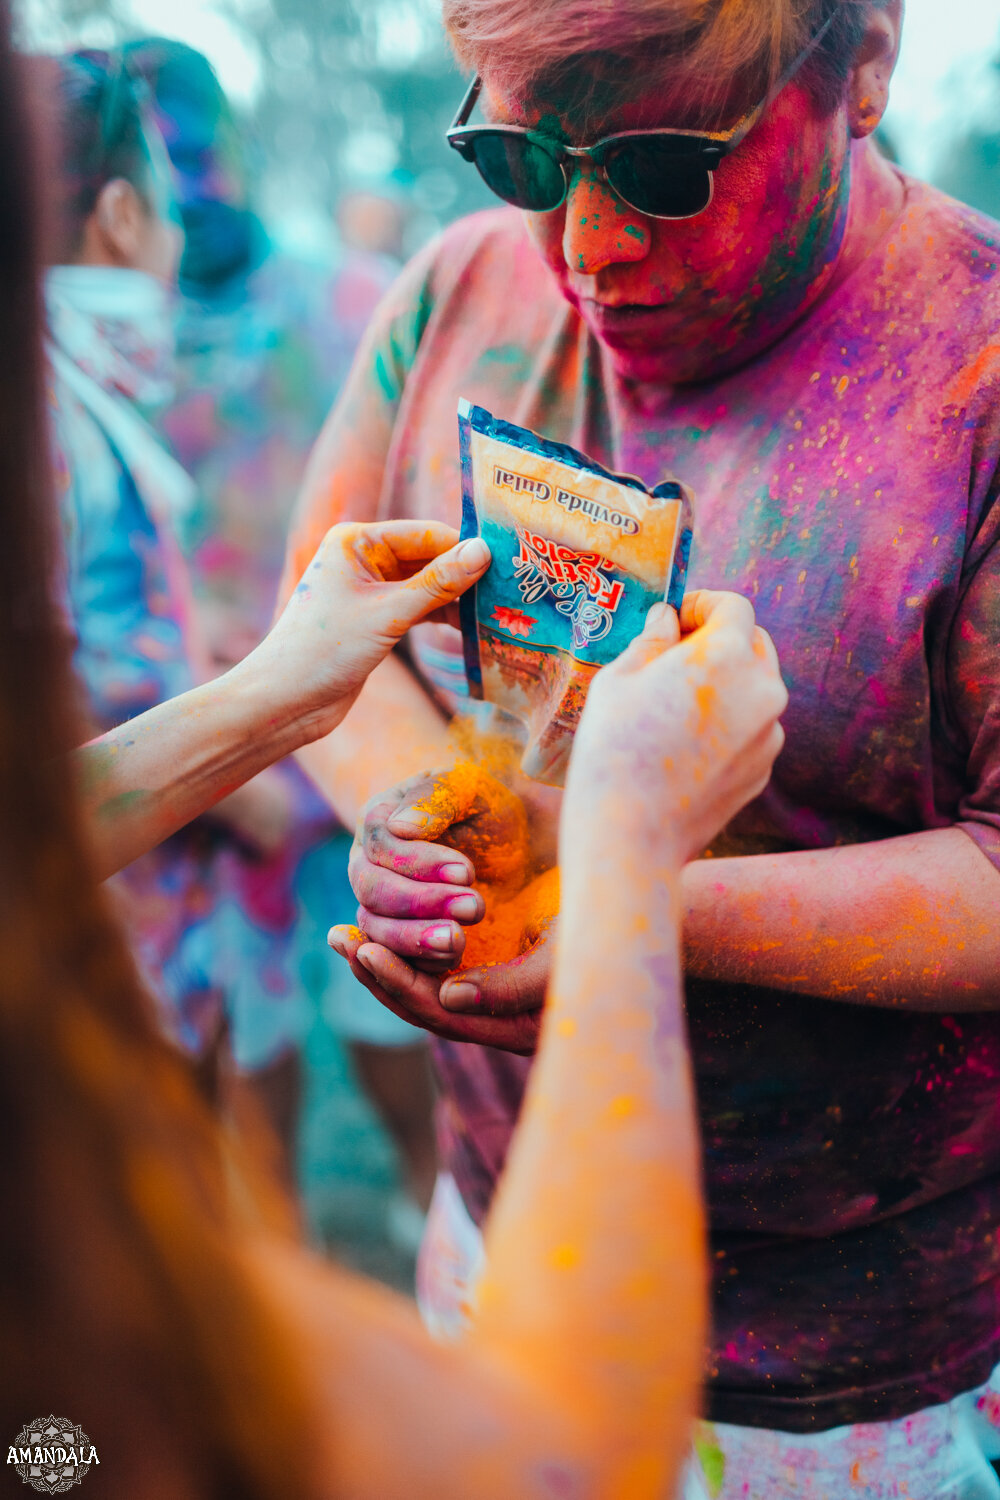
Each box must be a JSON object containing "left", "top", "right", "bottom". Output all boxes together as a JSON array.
[
  {"left": 680, "top": 550, "right": 1000, "bottom": 1010},
  {"left": 682, "top": 827, "right": 1000, "bottom": 1009},
  {"left": 250, "top": 596, "right": 787, "bottom": 1500}
]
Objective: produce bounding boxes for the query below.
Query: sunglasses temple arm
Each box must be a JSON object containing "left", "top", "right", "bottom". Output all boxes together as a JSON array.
[
  {"left": 450, "top": 73, "right": 483, "bottom": 131},
  {"left": 726, "top": 4, "right": 840, "bottom": 152}
]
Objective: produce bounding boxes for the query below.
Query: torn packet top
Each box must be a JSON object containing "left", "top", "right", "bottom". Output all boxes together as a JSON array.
[{"left": 457, "top": 399, "right": 693, "bottom": 786}]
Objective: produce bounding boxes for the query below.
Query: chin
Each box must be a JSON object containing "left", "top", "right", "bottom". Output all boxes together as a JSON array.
[{"left": 599, "top": 338, "right": 717, "bottom": 387}]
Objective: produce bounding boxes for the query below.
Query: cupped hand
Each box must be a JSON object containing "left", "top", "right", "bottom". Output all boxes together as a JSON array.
[
  {"left": 327, "top": 922, "right": 551, "bottom": 1057},
  {"left": 566, "top": 589, "right": 788, "bottom": 867},
  {"left": 349, "top": 763, "right": 533, "bottom": 974},
  {"left": 244, "top": 521, "right": 490, "bottom": 744}
]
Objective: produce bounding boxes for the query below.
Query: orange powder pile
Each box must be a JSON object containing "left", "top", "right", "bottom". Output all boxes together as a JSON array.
[
  {"left": 413, "top": 723, "right": 533, "bottom": 889},
  {"left": 410, "top": 725, "right": 561, "bottom": 973},
  {"left": 457, "top": 865, "right": 561, "bottom": 973}
]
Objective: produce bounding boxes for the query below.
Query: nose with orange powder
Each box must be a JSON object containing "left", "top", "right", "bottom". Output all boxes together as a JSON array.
[{"left": 558, "top": 159, "right": 653, "bottom": 275}]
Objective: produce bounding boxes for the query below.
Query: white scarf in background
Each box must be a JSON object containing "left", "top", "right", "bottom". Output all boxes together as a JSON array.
[{"left": 44, "top": 265, "right": 196, "bottom": 527}]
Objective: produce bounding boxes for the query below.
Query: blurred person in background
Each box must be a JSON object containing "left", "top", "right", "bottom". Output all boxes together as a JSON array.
[
  {"left": 126, "top": 38, "right": 439, "bottom": 1227},
  {"left": 42, "top": 47, "right": 319, "bottom": 1186},
  {"left": 336, "top": 183, "right": 409, "bottom": 263}
]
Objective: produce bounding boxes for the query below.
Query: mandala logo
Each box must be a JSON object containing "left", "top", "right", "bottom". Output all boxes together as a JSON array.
[{"left": 6, "top": 1417, "right": 99, "bottom": 1493}]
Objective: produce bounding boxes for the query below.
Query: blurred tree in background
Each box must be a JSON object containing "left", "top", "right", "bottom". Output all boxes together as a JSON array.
[
  {"left": 18, "top": 0, "right": 494, "bottom": 255},
  {"left": 936, "top": 52, "right": 1000, "bottom": 222}
]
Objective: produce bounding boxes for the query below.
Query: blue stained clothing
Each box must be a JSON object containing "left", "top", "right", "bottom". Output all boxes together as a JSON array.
[{"left": 47, "top": 265, "right": 228, "bottom": 1057}]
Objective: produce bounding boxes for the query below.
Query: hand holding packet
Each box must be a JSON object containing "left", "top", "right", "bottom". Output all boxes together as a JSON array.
[{"left": 457, "top": 400, "right": 693, "bottom": 786}]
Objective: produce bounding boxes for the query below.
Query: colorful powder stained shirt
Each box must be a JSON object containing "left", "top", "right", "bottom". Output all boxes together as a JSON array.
[
  {"left": 46, "top": 266, "right": 226, "bottom": 1056},
  {"left": 284, "top": 175, "right": 1000, "bottom": 1430}
]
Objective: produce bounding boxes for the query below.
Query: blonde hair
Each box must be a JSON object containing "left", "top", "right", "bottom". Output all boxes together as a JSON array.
[{"left": 444, "top": 0, "right": 874, "bottom": 117}]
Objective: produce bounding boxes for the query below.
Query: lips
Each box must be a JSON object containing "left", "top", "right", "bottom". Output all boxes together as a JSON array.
[{"left": 579, "top": 297, "right": 677, "bottom": 342}]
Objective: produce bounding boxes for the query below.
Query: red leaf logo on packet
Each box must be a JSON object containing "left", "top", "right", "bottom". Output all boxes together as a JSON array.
[{"left": 492, "top": 606, "right": 537, "bottom": 638}]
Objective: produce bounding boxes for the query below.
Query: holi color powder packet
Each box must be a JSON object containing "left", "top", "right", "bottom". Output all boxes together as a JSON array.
[{"left": 458, "top": 399, "right": 693, "bottom": 786}]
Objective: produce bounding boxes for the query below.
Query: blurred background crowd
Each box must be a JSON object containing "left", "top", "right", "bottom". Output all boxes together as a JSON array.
[{"left": 17, "top": 0, "right": 1000, "bottom": 1294}]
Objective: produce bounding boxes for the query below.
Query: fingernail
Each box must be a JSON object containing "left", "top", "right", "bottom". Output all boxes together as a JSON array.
[
  {"left": 457, "top": 537, "right": 490, "bottom": 574},
  {"left": 423, "top": 923, "right": 457, "bottom": 953},
  {"left": 356, "top": 949, "right": 376, "bottom": 976},
  {"left": 328, "top": 923, "right": 362, "bottom": 955},
  {"left": 448, "top": 893, "right": 482, "bottom": 922},
  {"left": 441, "top": 862, "right": 472, "bottom": 885},
  {"left": 440, "top": 980, "right": 480, "bottom": 1012}
]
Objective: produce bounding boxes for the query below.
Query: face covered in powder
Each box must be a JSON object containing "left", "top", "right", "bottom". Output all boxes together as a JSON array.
[{"left": 483, "top": 60, "right": 854, "bottom": 385}]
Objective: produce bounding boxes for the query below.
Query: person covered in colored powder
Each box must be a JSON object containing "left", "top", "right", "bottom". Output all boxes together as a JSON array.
[
  {"left": 280, "top": 0, "right": 1000, "bottom": 1494},
  {"left": 43, "top": 49, "right": 314, "bottom": 1149},
  {"left": 123, "top": 39, "right": 438, "bottom": 1217}
]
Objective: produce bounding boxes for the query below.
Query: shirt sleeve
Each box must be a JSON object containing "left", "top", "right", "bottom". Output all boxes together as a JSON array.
[
  {"left": 276, "top": 241, "right": 440, "bottom": 608},
  {"left": 946, "top": 484, "right": 1000, "bottom": 872}
]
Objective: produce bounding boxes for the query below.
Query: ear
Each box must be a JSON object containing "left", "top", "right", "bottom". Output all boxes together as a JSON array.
[
  {"left": 91, "top": 178, "right": 148, "bottom": 267},
  {"left": 847, "top": 0, "right": 903, "bottom": 139}
]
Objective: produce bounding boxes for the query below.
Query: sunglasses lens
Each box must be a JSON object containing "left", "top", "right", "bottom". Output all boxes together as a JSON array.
[
  {"left": 605, "top": 139, "right": 713, "bottom": 219},
  {"left": 467, "top": 134, "right": 566, "bottom": 213}
]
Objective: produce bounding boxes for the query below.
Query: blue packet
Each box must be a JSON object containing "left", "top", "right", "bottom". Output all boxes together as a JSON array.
[{"left": 458, "top": 399, "right": 693, "bottom": 786}]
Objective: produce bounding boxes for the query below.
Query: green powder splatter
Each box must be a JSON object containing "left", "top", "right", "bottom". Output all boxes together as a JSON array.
[
  {"left": 373, "top": 350, "right": 397, "bottom": 403},
  {"left": 75, "top": 742, "right": 118, "bottom": 794},
  {"left": 97, "top": 789, "right": 149, "bottom": 821},
  {"left": 694, "top": 1432, "right": 726, "bottom": 1498},
  {"left": 623, "top": 224, "right": 646, "bottom": 243}
]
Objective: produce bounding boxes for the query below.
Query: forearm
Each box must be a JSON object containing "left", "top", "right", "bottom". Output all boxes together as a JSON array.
[
  {"left": 471, "top": 813, "right": 705, "bottom": 1493},
  {"left": 76, "top": 657, "right": 309, "bottom": 880},
  {"left": 685, "top": 826, "right": 1000, "bottom": 1009},
  {"left": 294, "top": 652, "right": 454, "bottom": 827}
]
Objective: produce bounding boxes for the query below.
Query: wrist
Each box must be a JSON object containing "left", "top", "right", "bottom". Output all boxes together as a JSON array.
[
  {"left": 221, "top": 650, "right": 316, "bottom": 758},
  {"left": 560, "top": 782, "right": 687, "bottom": 874}
]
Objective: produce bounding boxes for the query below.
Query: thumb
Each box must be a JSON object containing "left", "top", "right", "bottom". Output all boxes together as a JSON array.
[
  {"left": 440, "top": 932, "right": 551, "bottom": 1015},
  {"left": 385, "top": 537, "right": 491, "bottom": 634},
  {"left": 608, "top": 601, "right": 681, "bottom": 676}
]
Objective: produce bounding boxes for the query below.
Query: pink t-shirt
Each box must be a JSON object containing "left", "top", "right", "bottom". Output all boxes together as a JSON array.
[{"left": 288, "top": 175, "right": 1000, "bottom": 1429}]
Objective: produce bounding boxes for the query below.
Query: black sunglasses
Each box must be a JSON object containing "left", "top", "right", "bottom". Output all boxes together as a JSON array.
[{"left": 447, "top": 7, "right": 837, "bottom": 221}]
